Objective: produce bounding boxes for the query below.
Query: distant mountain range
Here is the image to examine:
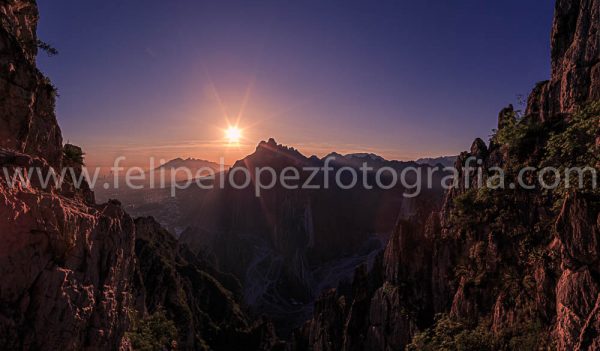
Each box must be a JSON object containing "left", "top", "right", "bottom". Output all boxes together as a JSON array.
[
  {"left": 342, "top": 153, "right": 386, "bottom": 162},
  {"left": 415, "top": 155, "right": 458, "bottom": 167},
  {"left": 157, "top": 153, "right": 458, "bottom": 173},
  {"left": 323, "top": 152, "right": 458, "bottom": 169},
  {"left": 153, "top": 152, "right": 456, "bottom": 176},
  {"left": 171, "top": 138, "right": 447, "bottom": 334},
  {"left": 119, "top": 145, "right": 455, "bottom": 333},
  {"left": 2, "top": 1, "right": 598, "bottom": 349},
  {"left": 155, "top": 157, "right": 227, "bottom": 172}
]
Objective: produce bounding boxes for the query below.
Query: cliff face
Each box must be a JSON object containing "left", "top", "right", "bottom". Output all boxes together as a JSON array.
[
  {"left": 0, "top": 1, "right": 281, "bottom": 350},
  {"left": 0, "top": 0, "right": 62, "bottom": 167},
  {"left": 0, "top": 1, "right": 134, "bottom": 349},
  {"left": 527, "top": 0, "right": 600, "bottom": 121},
  {"left": 179, "top": 138, "right": 445, "bottom": 335},
  {"left": 132, "top": 217, "right": 281, "bottom": 351},
  {"left": 293, "top": 1, "right": 600, "bottom": 350},
  {"left": 291, "top": 205, "right": 435, "bottom": 350},
  {"left": 0, "top": 182, "right": 136, "bottom": 350}
]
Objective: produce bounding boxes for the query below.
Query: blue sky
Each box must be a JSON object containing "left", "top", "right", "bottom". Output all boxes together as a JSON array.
[{"left": 37, "top": 0, "right": 555, "bottom": 165}]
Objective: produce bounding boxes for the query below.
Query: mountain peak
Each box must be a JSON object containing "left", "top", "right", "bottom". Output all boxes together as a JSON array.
[
  {"left": 526, "top": 0, "right": 600, "bottom": 121},
  {"left": 232, "top": 138, "right": 309, "bottom": 169},
  {"left": 156, "top": 157, "right": 223, "bottom": 171},
  {"left": 255, "top": 138, "right": 303, "bottom": 155},
  {"left": 258, "top": 137, "right": 278, "bottom": 148},
  {"left": 345, "top": 153, "right": 386, "bottom": 162}
]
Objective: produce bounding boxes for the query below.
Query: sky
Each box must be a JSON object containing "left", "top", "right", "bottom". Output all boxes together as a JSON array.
[{"left": 37, "top": 0, "right": 555, "bottom": 167}]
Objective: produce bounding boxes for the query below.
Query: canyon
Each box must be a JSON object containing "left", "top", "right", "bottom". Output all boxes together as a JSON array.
[
  {"left": 292, "top": 0, "right": 600, "bottom": 349},
  {"left": 1, "top": 0, "right": 599, "bottom": 350}
]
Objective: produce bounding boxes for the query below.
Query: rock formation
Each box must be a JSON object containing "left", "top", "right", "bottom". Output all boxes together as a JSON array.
[
  {"left": 293, "top": 0, "right": 600, "bottom": 350},
  {"left": 132, "top": 217, "right": 281, "bottom": 350},
  {"left": 0, "top": 1, "right": 133, "bottom": 348},
  {"left": 527, "top": 0, "right": 600, "bottom": 121},
  {"left": 2, "top": 0, "right": 598, "bottom": 350},
  {"left": 0, "top": 0, "right": 62, "bottom": 167},
  {"left": 178, "top": 137, "right": 446, "bottom": 336},
  {"left": 0, "top": 1, "right": 280, "bottom": 350}
]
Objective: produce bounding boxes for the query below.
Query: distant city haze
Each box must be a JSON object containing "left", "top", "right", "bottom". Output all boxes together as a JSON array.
[{"left": 37, "top": 0, "right": 554, "bottom": 166}]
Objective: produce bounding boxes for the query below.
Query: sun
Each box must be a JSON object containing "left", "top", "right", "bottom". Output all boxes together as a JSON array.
[{"left": 225, "top": 126, "right": 242, "bottom": 144}]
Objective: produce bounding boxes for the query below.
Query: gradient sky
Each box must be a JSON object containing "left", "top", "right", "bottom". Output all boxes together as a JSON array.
[{"left": 37, "top": 0, "right": 555, "bottom": 166}]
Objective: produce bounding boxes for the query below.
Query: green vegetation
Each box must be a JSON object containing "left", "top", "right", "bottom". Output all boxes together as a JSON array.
[
  {"left": 492, "top": 110, "right": 555, "bottom": 164},
  {"left": 543, "top": 101, "right": 600, "bottom": 205},
  {"left": 407, "top": 314, "right": 494, "bottom": 351},
  {"left": 491, "top": 101, "right": 598, "bottom": 179},
  {"left": 492, "top": 107, "right": 524, "bottom": 147},
  {"left": 456, "top": 100, "right": 600, "bottom": 228},
  {"left": 426, "top": 103, "right": 599, "bottom": 351},
  {"left": 41, "top": 76, "right": 59, "bottom": 99},
  {"left": 382, "top": 281, "right": 398, "bottom": 295},
  {"left": 545, "top": 101, "right": 600, "bottom": 168},
  {"left": 36, "top": 39, "right": 58, "bottom": 56},
  {"left": 63, "top": 144, "right": 85, "bottom": 165},
  {"left": 407, "top": 314, "right": 549, "bottom": 351},
  {"left": 450, "top": 189, "right": 484, "bottom": 230},
  {"left": 127, "top": 308, "right": 178, "bottom": 351},
  {"left": 450, "top": 187, "right": 535, "bottom": 240}
]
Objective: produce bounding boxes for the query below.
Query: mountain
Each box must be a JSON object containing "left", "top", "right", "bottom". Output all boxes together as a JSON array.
[
  {"left": 321, "top": 151, "right": 421, "bottom": 171},
  {"left": 0, "top": 2, "right": 278, "bottom": 350},
  {"left": 293, "top": 1, "right": 600, "bottom": 350},
  {"left": 93, "top": 158, "right": 227, "bottom": 236},
  {"left": 415, "top": 155, "right": 458, "bottom": 168},
  {"left": 155, "top": 157, "right": 226, "bottom": 173},
  {"left": 131, "top": 217, "right": 282, "bottom": 350},
  {"left": 102, "top": 137, "right": 446, "bottom": 335},
  {"left": 344, "top": 153, "right": 386, "bottom": 162},
  {"left": 2, "top": 1, "right": 597, "bottom": 350},
  {"left": 177, "top": 138, "right": 447, "bottom": 335}
]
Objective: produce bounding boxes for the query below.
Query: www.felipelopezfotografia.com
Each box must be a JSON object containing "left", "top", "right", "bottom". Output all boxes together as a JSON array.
[{"left": 2, "top": 155, "right": 597, "bottom": 197}]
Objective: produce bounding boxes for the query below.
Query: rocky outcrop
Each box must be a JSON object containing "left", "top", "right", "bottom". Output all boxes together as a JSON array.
[
  {"left": 0, "top": 176, "right": 135, "bottom": 350},
  {"left": 133, "top": 216, "right": 282, "bottom": 351},
  {"left": 556, "top": 192, "right": 600, "bottom": 267},
  {"left": 0, "top": 0, "right": 63, "bottom": 167},
  {"left": 291, "top": 203, "right": 436, "bottom": 351},
  {"left": 293, "top": 289, "right": 346, "bottom": 351},
  {"left": 0, "top": 1, "right": 134, "bottom": 348},
  {"left": 179, "top": 137, "right": 446, "bottom": 335},
  {"left": 554, "top": 267, "right": 599, "bottom": 350},
  {"left": 552, "top": 192, "right": 600, "bottom": 350},
  {"left": 293, "top": 1, "right": 600, "bottom": 350},
  {"left": 527, "top": 0, "right": 600, "bottom": 121},
  {"left": 365, "top": 284, "right": 418, "bottom": 351},
  {"left": 0, "top": 1, "right": 283, "bottom": 350}
]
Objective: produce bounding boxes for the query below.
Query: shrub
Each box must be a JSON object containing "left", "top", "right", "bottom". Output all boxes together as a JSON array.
[
  {"left": 36, "top": 40, "right": 58, "bottom": 56},
  {"left": 492, "top": 114, "right": 553, "bottom": 164},
  {"left": 63, "top": 144, "right": 85, "bottom": 165},
  {"left": 543, "top": 101, "right": 600, "bottom": 204},
  {"left": 407, "top": 314, "right": 494, "bottom": 351},
  {"left": 127, "top": 308, "right": 178, "bottom": 351},
  {"left": 407, "top": 314, "right": 549, "bottom": 351},
  {"left": 544, "top": 101, "right": 599, "bottom": 168},
  {"left": 450, "top": 189, "right": 482, "bottom": 230}
]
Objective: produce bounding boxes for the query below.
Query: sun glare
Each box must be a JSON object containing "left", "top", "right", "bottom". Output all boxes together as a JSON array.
[{"left": 225, "top": 127, "right": 242, "bottom": 144}]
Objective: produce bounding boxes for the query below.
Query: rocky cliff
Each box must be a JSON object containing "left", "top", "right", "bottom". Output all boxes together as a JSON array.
[
  {"left": 0, "top": 0, "right": 133, "bottom": 348},
  {"left": 131, "top": 217, "right": 282, "bottom": 350},
  {"left": 293, "top": 1, "right": 600, "bottom": 350},
  {"left": 178, "top": 138, "right": 445, "bottom": 336},
  {"left": 0, "top": 1, "right": 280, "bottom": 350},
  {"left": 527, "top": 0, "right": 600, "bottom": 121},
  {"left": 0, "top": 0, "right": 62, "bottom": 167}
]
